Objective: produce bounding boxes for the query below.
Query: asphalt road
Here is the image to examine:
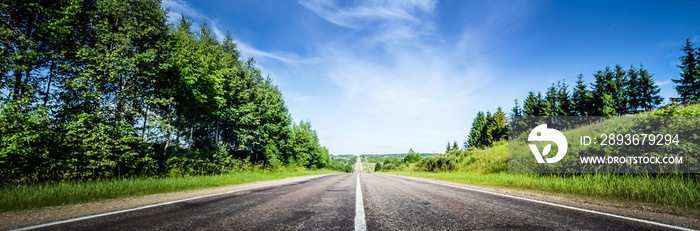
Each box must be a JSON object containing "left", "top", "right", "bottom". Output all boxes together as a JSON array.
[{"left": 16, "top": 158, "right": 689, "bottom": 231}]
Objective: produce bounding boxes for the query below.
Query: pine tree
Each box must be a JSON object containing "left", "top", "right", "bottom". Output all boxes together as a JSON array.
[
  {"left": 487, "top": 107, "right": 508, "bottom": 144},
  {"left": 592, "top": 66, "right": 627, "bottom": 115},
  {"left": 523, "top": 91, "right": 541, "bottom": 116},
  {"left": 557, "top": 80, "right": 573, "bottom": 116},
  {"left": 544, "top": 84, "right": 558, "bottom": 116},
  {"left": 467, "top": 111, "right": 487, "bottom": 148},
  {"left": 481, "top": 111, "right": 493, "bottom": 146},
  {"left": 612, "top": 65, "right": 629, "bottom": 114},
  {"left": 672, "top": 39, "right": 700, "bottom": 103},
  {"left": 626, "top": 65, "right": 642, "bottom": 113},
  {"left": 511, "top": 98, "right": 522, "bottom": 116},
  {"left": 637, "top": 65, "right": 663, "bottom": 111},
  {"left": 572, "top": 74, "right": 590, "bottom": 116}
]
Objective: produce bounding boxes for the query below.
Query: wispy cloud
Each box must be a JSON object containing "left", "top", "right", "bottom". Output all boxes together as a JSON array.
[
  {"left": 299, "top": 0, "right": 436, "bottom": 45},
  {"left": 162, "top": 0, "right": 205, "bottom": 23},
  {"left": 288, "top": 0, "right": 534, "bottom": 153},
  {"left": 161, "top": 1, "right": 300, "bottom": 66}
]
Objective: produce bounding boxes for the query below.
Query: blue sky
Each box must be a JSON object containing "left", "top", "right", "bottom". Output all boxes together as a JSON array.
[{"left": 161, "top": 0, "right": 700, "bottom": 154}]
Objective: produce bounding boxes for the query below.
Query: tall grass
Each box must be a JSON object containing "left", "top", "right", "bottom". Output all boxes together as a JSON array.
[
  {"left": 389, "top": 171, "right": 700, "bottom": 208},
  {"left": 400, "top": 104, "right": 700, "bottom": 208},
  {"left": 0, "top": 169, "right": 338, "bottom": 212}
]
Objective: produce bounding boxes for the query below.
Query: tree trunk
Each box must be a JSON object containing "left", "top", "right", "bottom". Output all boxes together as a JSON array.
[
  {"left": 141, "top": 102, "right": 148, "bottom": 139},
  {"left": 44, "top": 60, "right": 55, "bottom": 106}
]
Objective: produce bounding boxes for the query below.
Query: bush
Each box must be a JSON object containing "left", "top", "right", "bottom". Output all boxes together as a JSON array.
[
  {"left": 374, "top": 162, "right": 383, "bottom": 172},
  {"left": 416, "top": 154, "right": 458, "bottom": 172}
]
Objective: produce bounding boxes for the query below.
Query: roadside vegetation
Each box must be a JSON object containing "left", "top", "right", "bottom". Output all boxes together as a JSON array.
[
  {"left": 377, "top": 40, "right": 700, "bottom": 209},
  {"left": 0, "top": 168, "right": 339, "bottom": 212},
  {"left": 0, "top": 0, "right": 352, "bottom": 212}
]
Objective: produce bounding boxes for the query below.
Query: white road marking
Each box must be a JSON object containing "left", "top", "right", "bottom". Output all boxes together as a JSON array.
[
  {"left": 387, "top": 174, "right": 696, "bottom": 231},
  {"left": 12, "top": 175, "right": 330, "bottom": 231},
  {"left": 355, "top": 157, "right": 367, "bottom": 231}
]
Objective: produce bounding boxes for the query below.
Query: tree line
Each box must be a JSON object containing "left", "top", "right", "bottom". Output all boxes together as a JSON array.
[
  {"left": 0, "top": 0, "right": 337, "bottom": 185},
  {"left": 514, "top": 64, "right": 662, "bottom": 117},
  {"left": 463, "top": 38, "right": 700, "bottom": 149}
]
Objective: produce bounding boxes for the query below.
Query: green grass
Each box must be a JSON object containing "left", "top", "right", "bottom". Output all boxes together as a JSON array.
[
  {"left": 0, "top": 169, "right": 339, "bottom": 212},
  {"left": 387, "top": 171, "right": 700, "bottom": 209},
  {"left": 395, "top": 104, "right": 700, "bottom": 209}
]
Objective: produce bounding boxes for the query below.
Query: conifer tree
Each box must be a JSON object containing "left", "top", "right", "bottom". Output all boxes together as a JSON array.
[
  {"left": 467, "top": 111, "right": 487, "bottom": 148},
  {"left": 673, "top": 39, "right": 700, "bottom": 103},
  {"left": 572, "top": 74, "right": 591, "bottom": 116}
]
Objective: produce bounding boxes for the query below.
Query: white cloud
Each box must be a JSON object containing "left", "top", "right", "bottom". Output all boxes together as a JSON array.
[
  {"left": 289, "top": 0, "right": 535, "bottom": 154},
  {"left": 162, "top": 0, "right": 206, "bottom": 22},
  {"left": 160, "top": 1, "right": 298, "bottom": 67},
  {"left": 299, "top": 0, "right": 436, "bottom": 45}
]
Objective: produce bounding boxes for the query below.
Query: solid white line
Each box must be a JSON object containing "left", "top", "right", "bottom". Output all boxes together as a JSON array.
[
  {"left": 387, "top": 174, "right": 695, "bottom": 231},
  {"left": 355, "top": 172, "right": 367, "bottom": 231},
  {"left": 12, "top": 175, "right": 329, "bottom": 231}
]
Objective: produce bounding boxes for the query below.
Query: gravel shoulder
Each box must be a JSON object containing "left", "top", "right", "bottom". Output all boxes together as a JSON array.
[
  {"left": 384, "top": 173, "right": 700, "bottom": 230},
  {"left": 0, "top": 174, "right": 333, "bottom": 230}
]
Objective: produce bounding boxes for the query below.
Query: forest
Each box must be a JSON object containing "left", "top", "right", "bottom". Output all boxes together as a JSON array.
[{"left": 0, "top": 0, "right": 346, "bottom": 185}]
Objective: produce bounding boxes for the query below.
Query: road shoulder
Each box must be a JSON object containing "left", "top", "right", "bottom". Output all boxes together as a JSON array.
[
  {"left": 383, "top": 173, "right": 700, "bottom": 230},
  {"left": 0, "top": 174, "right": 334, "bottom": 230}
]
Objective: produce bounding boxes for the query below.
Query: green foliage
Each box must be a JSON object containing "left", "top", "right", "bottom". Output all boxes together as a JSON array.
[
  {"left": 467, "top": 111, "right": 487, "bottom": 148},
  {"left": 416, "top": 154, "right": 459, "bottom": 172},
  {"left": 650, "top": 103, "right": 700, "bottom": 116},
  {"left": 572, "top": 74, "right": 593, "bottom": 116},
  {"left": 404, "top": 148, "right": 422, "bottom": 163},
  {"left": 467, "top": 107, "right": 508, "bottom": 149},
  {"left": 673, "top": 39, "right": 700, "bottom": 103},
  {"left": 0, "top": 96, "right": 52, "bottom": 183},
  {"left": 486, "top": 107, "right": 508, "bottom": 144},
  {"left": 0, "top": 0, "right": 333, "bottom": 185},
  {"left": 520, "top": 64, "right": 662, "bottom": 117},
  {"left": 511, "top": 98, "right": 522, "bottom": 116},
  {"left": 374, "top": 162, "right": 383, "bottom": 172},
  {"left": 416, "top": 140, "right": 508, "bottom": 173}
]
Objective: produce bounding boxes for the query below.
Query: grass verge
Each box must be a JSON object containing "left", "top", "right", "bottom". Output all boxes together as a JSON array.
[
  {"left": 0, "top": 169, "right": 338, "bottom": 212},
  {"left": 386, "top": 171, "right": 700, "bottom": 209}
]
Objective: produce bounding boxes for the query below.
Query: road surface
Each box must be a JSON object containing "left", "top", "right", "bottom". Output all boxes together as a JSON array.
[{"left": 14, "top": 157, "right": 691, "bottom": 230}]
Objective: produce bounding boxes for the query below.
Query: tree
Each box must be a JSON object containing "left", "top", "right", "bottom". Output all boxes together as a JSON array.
[
  {"left": 452, "top": 141, "right": 459, "bottom": 151},
  {"left": 481, "top": 111, "right": 493, "bottom": 146},
  {"left": 0, "top": 0, "right": 334, "bottom": 184},
  {"left": 572, "top": 74, "right": 591, "bottom": 116},
  {"left": 467, "top": 111, "right": 487, "bottom": 148},
  {"left": 627, "top": 64, "right": 662, "bottom": 112},
  {"left": 591, "top": 66, "right": 627, "bottom": 115},
  {"left": 374, "top": 162, "right": 383, "bottom": 172},
  {"left": 612, "top": 65, "right": 629, "bottom": 114},
  {"left": 544, "top": 84, "right": 558, "bottom": 116},
  {"left": 486, "top": 107, "right": 508, "bottom": 144},
  {"left": 523, "top": 91, "right": 541, "bottom": 116},
  {"left": 556, "top": 80, "right": 573, "bottom": 116},
  {"left": 636, "top": 65, "right": 663, "bottom": 110},
  {"left": 672, "top": 39, "right": 700, "bottom": 103},
  {"left": 404, "top": 148, "right": 421, "bottom": 163},
  {"left": 511, "top": 98, "right": 522, "bottom": 116}
]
